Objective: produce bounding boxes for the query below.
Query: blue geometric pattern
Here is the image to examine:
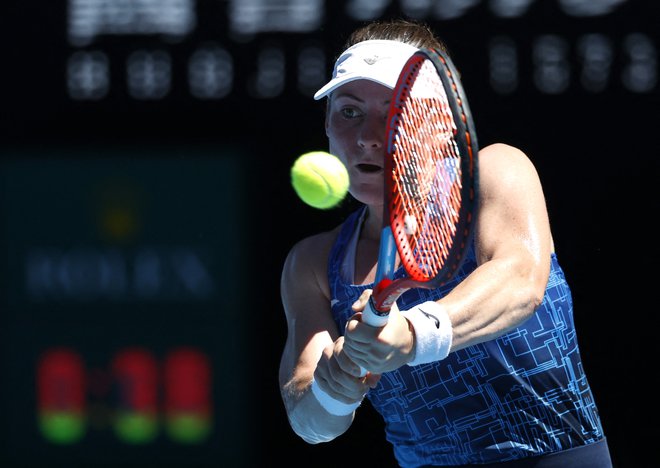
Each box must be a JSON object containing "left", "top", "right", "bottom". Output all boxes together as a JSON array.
[{"left": 328, "top": 207, "right": 604, "bottom": 467}]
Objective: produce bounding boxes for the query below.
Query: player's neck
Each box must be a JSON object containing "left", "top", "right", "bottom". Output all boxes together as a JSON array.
[{"left": 361, "top": 206, "right": 383, "bottom": 241}]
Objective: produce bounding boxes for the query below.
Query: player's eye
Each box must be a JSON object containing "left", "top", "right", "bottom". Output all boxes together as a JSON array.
[{"left": 340, "top": 106, "right": 362, "bottom": 119}]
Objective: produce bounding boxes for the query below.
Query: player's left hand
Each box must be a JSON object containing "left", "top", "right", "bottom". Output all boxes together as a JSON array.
[{"left": 343, "top": 289, "right": 415, "bottom": 374}]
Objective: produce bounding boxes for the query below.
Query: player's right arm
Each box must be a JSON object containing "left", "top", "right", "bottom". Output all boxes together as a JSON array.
[{"left": 278, "top": 231, "right": 370, "bottom": 444}]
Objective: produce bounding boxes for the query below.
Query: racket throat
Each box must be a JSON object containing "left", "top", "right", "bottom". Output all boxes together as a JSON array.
[
  {"left": 371, "top": 278, "right": 409, "bottom": 313},
  {"left": 367, "top": 295, "right": 390, "bottom": 317}
]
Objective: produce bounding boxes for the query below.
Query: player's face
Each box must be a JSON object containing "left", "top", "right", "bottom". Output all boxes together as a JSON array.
[{"left": 325, "top": 79, "right": 391, "bottom": 207}]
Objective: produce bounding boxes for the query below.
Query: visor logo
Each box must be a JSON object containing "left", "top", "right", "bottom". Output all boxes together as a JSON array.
[{"left": 364, "top": 55, "right": 383, "bottom": 65}]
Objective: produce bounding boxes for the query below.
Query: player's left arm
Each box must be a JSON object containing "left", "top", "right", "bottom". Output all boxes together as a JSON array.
[{"left": 440, "top": 142, "right": 554, "bottom": 351}]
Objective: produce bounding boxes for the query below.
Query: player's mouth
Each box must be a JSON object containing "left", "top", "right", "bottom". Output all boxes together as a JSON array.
[{"left": 356, "top": 163, "right": 382, "bottom": 174}]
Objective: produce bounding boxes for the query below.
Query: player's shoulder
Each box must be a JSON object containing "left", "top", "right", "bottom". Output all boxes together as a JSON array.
[
  {"left": 478, "top": 142, "right": 529, "bottom": 164},
  {"left": 283, "top": 225, "right": 342, "bottom": 274},
  {"left": 475, "top": 143, "right": 546, "bottom": 209},
  {"left": 291, "top": 227, "right": 340, "bottom": 257},
  {"left": 478, "top": 142, "right": 539, "bottom": 182}
]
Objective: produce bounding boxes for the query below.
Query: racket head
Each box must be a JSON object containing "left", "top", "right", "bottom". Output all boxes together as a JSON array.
[{"left": 384, "top": 48, "right": 479, "bottom": 290}]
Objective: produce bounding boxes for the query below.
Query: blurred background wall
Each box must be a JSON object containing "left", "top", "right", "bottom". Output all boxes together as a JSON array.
[{"left": 0, "top": 1, "right": 658, "bottom": 467}]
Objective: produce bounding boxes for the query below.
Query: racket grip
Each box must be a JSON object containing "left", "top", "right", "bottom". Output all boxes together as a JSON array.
[
  {"left": 362, "top": 297, "right": 390, "bottom": 327},
  {"left": 357, "top": 297, "right": 389, "bottom": 377}
]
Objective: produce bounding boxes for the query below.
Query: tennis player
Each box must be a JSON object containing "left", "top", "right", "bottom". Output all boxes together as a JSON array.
[{"left": 279, "top": 19, "right": 612, "bottom": 467}]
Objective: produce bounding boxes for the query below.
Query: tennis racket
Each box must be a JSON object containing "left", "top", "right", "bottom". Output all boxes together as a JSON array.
[{"left": 361, "top": 47, "right": 479, "bottom": 330}]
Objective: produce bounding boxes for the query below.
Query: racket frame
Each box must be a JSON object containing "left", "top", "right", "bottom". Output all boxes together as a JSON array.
[{"left": 364, "top": 47, "right": 479, "bottom": 324}]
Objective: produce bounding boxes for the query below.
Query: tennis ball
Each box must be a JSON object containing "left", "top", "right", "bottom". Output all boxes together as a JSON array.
[
  {"left": 404, "top": 215, "right": 418, "bottom": 235},
  {"left": 291, "top": 151, "right": 349, "bottom": 209}
]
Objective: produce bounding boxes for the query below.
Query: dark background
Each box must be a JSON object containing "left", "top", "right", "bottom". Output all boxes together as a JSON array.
[{"left": 1, "top": 1, "right": 658, "bottom": 467}]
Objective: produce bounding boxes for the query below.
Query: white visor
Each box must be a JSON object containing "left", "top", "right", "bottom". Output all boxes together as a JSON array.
[{"left": 314, "top": 40, "right": 418, "bottom": 100}]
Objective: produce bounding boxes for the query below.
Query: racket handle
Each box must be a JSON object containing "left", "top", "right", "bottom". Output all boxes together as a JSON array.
[
  {"left": 362, "top": 296, "right": 390, "bottom": 327},
  {"left": 357, "top": 297, "right": 389, "bottom": 377}
]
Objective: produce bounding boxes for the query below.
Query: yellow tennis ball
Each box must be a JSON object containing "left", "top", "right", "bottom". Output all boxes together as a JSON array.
[{"left": 291, "top": 151, "right": 349, "bottom": 209}]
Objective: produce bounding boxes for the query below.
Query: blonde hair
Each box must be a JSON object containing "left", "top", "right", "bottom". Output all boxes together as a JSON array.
[{"left": 343, "top": 19, "right": 448, "bottom": 55}]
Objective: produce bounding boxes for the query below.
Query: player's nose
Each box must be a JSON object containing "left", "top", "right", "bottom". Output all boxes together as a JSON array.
[{"left": 358, "top": 114, "right": 385, "bottom": 149}]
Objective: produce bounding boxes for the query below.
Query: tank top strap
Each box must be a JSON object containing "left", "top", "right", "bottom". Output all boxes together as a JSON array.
[{"left": 328, "top": 205, "right": 367, "bottom": 284}]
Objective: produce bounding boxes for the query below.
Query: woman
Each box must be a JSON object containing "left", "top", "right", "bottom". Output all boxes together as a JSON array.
[{"left": 279, "top": 19, "right": 611, "bottom": 467}]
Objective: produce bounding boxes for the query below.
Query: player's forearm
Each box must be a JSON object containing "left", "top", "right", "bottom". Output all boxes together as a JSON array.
[
  {"left": 283, "top": 380, "right": 354, "bottom": 444},
  {"left": 444, "top": 255, "right": 546, "bottom": 351}
]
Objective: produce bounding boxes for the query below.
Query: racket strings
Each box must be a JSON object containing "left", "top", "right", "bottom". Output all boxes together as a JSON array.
[{"left": 391, "top": 59, "right": 464, "bottom": 281}]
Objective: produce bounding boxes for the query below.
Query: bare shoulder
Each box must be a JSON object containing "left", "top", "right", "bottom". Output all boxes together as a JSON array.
[
  {"left": 477, "top": 143, "right": 543, "bottom": 195},
  {"left": 479, "top": 143, "right": 536, "bottom": 173},
  {"left": 281, "top": 225, "right": 342, "bottom": 300},
  {"left": 284, "top": 227, "right": 340, "bottom": 271},
  {"left": 474, "top": 142, "right": 554, "bottom": 258}
]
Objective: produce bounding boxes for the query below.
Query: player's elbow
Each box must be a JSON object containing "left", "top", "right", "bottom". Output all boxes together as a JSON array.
[
  {"left": 509, "top": 256, "right": 548, "bottom": 321},
  {"left": 524, "top": 267, "right": 549, "bottom": 317},
  {"left": 524, "top": 282, "right": 545, "bottom": 315}
]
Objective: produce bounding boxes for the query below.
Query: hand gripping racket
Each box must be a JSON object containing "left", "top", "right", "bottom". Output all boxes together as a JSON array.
[{"left": 362, "top": 48, "right": 479, "bottom": 331}]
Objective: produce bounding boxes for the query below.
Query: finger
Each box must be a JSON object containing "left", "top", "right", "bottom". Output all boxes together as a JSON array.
[
  {"left": 328, "top": 344, "right": 362, "bottom": 387},
  {"left": 344, "top": 314, "right": 360, "bottom": 333},
  {"left": 352, "top": 289, "right": 373, "bottom": 312},
  {"left": 334, "top": 348, "right": 363, "bottom": 377},
  {"left": 339, "top": 344, "right": 368, "bottom": 373},
  {"left": 345, "top": 318, "right": 378, "bottom": 345},
  {"left": 324, "top": 365, "right": 367, "bottom": 401},
  {"left": 337, "top": 335, "right": 368, "bottom": 369}
]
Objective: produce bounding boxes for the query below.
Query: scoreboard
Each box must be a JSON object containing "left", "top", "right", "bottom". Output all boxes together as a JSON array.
[
  {"left": 3, "top": 0, "right": 658, "bottom": 143},
  {"left": 62, "top": 0, "right": 657, "bottom": 102},
  {"left": 0, "top": 154, "right": 254, "bottom": 467},
  {"left": 1, "top": 1, "right": 658, "bottom": 467}
]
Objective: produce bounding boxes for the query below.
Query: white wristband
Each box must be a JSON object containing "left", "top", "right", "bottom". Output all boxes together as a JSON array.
[
  {"left": 401, "top": 301, "right": 453, "bottom": 366},
  {"left": 310, "top": 378, "right": 361, "bottom": 416}
]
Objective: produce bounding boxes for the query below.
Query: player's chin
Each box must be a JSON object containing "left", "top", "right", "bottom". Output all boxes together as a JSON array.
[
  {"left": 351, "top": 165, "right": 383, "bottom": 188},
  {"left": 350, "top": 185, "right": 383, "bottom": 206}
]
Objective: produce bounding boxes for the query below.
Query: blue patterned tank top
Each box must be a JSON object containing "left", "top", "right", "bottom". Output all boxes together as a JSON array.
[{"left": 328, "top": 206, "right": 605, "bottom": 467}]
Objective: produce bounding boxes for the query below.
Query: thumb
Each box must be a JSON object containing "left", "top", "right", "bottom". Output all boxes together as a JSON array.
[{"left": 352, "top": 289, "right": 373, "bottom": 312}]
